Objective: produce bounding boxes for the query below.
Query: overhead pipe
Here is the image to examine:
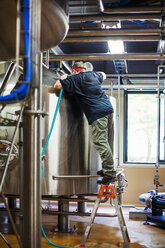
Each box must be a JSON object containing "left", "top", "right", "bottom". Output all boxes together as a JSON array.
[
  {"left": 103, "top": 6, "right": 165, "bottom": 13},
  {"left": 70, "top": 13, "right": 161, "bottom": 22},
  {"left": 69, "top": 3, "right": 164, "bottom": 13},
  {"left": 107, "top": 73, "right": 165, "bottom": 77},
  {"left": 69, "top": 3, "right": 96, "bottom": 8},
  {"left": 67, "top": 28, "right": 164, "bottom": 36},
  {"left": 63, "top": 35, "right": 161, "bottom": 42},
  {"left": 97, "top": 0, "right": 104, "bottom": 12},
  {"left": 45, "top": 53, "right": 165, "bottom": 61}
]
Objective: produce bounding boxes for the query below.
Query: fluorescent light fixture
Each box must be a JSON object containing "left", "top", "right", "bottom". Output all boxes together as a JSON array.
[{"left": 108, "top": 40, "right": 124, "bottom": 54}]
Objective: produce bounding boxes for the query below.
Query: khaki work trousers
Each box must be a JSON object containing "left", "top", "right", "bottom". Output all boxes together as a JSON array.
[{"left": 91, "top": 113, "right": 116, "bottom": 177}]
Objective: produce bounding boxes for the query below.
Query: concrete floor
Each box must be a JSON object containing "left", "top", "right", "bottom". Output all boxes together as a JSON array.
[{"left": 0, "top": 204, "right": 165, "bottom": 248}]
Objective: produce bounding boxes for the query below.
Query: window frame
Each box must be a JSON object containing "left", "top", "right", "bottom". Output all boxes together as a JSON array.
[{"left": 123, "top": 90, "right": 165, "bottom": 165}]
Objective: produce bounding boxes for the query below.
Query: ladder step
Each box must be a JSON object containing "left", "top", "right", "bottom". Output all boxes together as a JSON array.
[{"left": 80, "top": 183, "right": 130, "bottom": 247}]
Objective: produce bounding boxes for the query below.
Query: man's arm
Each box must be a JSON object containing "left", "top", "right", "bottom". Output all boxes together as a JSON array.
[{"left": 48, "top": 74, "right": 67, "bottom": 93}]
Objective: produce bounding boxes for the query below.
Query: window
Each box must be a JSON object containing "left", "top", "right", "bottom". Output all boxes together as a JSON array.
[{"left": 124, "top": 91, "right": 165, "bottom": 164}]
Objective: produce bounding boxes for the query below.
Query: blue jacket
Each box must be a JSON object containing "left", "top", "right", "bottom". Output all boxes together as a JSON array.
[{"left": 60, "top": 71, "right": 114, "bottom": 124}]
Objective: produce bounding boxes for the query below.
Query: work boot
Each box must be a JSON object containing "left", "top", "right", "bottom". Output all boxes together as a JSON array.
[
  {"left": 97, "top": 170, "right": 104, "bottom": 177},
  {"left": 97, "top": 176, "right": 117, "bottom": 185}
]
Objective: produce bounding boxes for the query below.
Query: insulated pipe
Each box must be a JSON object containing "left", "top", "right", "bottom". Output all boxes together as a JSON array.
[
  {"left": 63, "top": 35, "right": 161, "bottom": 42},
  {"left": 67, "top": 28, "right": 164, "bottom": 36},
  {"left": 46, "top": 53, "right": 165, "bottom": 61},
  {"left": 69, "top": 13, "right": 161, "bottom": 22}
]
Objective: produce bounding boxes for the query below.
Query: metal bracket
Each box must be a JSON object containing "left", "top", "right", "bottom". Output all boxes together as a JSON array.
[{"left": 23, "top": 109, "right": 49, "bottom": 117}]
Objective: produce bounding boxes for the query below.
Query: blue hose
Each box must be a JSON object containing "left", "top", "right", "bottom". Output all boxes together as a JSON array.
[
  {"left": 41, "top": 89, "right": 63, "bottom": 158},
  {"left": 131, "top": 20, "right": 150, "bottom": 28},
  {"left": 41, "top": 90, "right": 88, "bottom": 247},
  {"left": 41, "top": 225, "right": 78, "bottom": 248},
  {"left": 0, "top": 0, "right": 31, "bottom": 102}
]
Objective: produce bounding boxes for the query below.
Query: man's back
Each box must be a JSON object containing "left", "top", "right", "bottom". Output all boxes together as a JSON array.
[{"left": 60, "top": 71, "right": 114, "bottom": 125}]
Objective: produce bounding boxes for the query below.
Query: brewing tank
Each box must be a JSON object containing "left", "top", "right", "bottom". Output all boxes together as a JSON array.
[
  {"left": 0, "top": 85, "right": 114, "bottom": 196},
  {"left": 0, "top": 0, "right": 69, "bottom": 61},
  {"left": 41, "top": 86, "right": 100, "bottom": 195}
]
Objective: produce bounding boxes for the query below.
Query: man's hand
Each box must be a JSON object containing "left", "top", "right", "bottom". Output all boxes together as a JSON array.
[
  {"left": 48, "top": 74, "right": 67, "bottom": 94},
  {"left": 48, "top": 79, "right": 63, "bottom": 93},
  {"left": 54, "top": 79, "right": 63, "bottom": 90},
  {"left": 60, "top": 74, "right": 68, "bottom": 80},
  {"left": 48, "top": 86, "right": 56, "bottom": 93}
]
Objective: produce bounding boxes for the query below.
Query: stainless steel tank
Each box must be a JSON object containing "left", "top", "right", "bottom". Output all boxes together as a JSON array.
[
  {"left": 0, "top": 0, "right": 69, "bottom": 61},
  {"left": 0, "top": 86, "right": 116, "bottom": 196},
  {"left": 41, "top": 86, "right": 100, "bottom": 196}
]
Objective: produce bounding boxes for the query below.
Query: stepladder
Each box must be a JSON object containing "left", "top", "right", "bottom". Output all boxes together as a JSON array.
[{"left": 80, "top": 181, "right": 130, "bottom": 248}]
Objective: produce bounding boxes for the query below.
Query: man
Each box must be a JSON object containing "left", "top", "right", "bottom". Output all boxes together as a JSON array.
[{"left": 50, "top": 61, "right": 116, "bottom": 184}]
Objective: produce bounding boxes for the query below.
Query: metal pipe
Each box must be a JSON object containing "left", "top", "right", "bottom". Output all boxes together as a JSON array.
[
  {"left": 117, "top": 74, "right": 121, "bottom": 166},
  {"left": 58, "top": 200, "right": 70, "bottom": 232},
  {"left": 69, "top": 13, "right": 161, "bottom": 22},
  {"left": 42, "top": 196, "right": 108, "bottom": 203},
  {"left": 78, "top": 196, "right": 87, "bottom": 213},
  {"left": 50, "top": 47, "right": 72, "bottom": 73},
  {"left": 67, "top": 28, "right": 164, "bottom": 36},
  {"left": 1, "top": 191, "right": 21, "bottom": 247},
  {"left": 0, "top": 62, "right": 16, "bottom": 94},
  {"left": 42, "top": 210, "right": 117, "bottom": 218},
  {"left": 53, "top": 175, "right": 100, "bottom": 179},
  {"left": 103, "top": 84, "right": 165, "bottom": 89},
  {"left": 0, "top": 105, "right": 24, "bottom": 194},
  {"left": 46, "top": 53, "right": 165, "bottom": 61},
  {"left": 155, "top": 65, "right": 165, "bottom": 193},
  {"left": 106, "top": 73, "right": 165, "bottom": 77},
  {"left": 63, "top": 35, "right": 161, "bottom": 42},
  {"left": 0, "top": 232, "right": 12, "bottom": 248},
  {"left": 103, "top": 6, "right": 165, "bottom": 13},
  {"left": 45, "top": 50, "right": 49, "bottom": 69},
  {"left": 69, "top": 3, "right": 96, "bottom": 8},
  {"left": 21, "top": 0, "right": 42, "bottom": 247},
  {"left": 97, "top": 0, "right": 104, "bottom": 12}
]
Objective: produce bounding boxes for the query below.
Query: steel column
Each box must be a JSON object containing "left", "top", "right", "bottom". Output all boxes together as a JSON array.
[
  {"left": 21, "top": 0, "right": 42, "bottom": 247},
  {"left": 58, "top": 199, "right": 70, "bottom": 232}
]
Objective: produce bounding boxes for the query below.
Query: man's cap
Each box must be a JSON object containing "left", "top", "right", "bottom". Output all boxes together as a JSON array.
[
  {"left": 72, "top": 61, "right": 86, "bottom": 69},
  {"left": 72, "top": 61, "right": 93, "bottom": 72}
]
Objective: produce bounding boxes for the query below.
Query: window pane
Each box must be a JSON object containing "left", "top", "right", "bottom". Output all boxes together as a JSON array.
[{"left": 127, "top": 93, "right": 157, "bottom": 163}]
